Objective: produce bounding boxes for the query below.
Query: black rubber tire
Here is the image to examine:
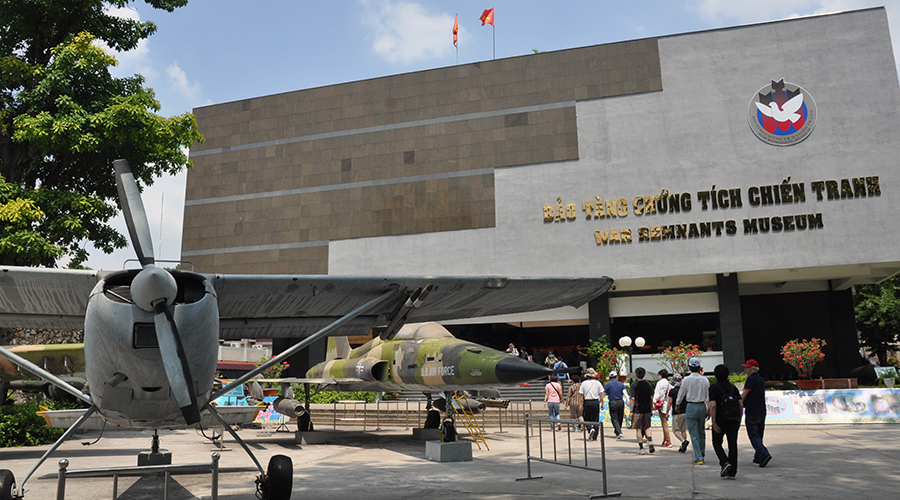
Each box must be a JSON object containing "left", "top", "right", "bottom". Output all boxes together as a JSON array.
[
  {"left": 0, "top": 469, "right": 16, "bottom": 500},
  {"left": 262, "top": 455, "right": 292, "bottom": 500},
  {"left": 441, "top": 420, "right": 457, "bottom": 442},
  {"left": 297, "top": 412, "right": 313, "bottom": 432},
  {"left": 424, "top": 409, "right": 441, "bottom": 429}
]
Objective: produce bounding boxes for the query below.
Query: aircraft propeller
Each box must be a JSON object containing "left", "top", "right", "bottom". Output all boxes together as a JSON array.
[{"left": 114, "top": 159, "right": 201, "bottom": 425}]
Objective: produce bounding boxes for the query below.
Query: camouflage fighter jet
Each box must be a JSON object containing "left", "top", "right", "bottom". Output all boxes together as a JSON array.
[
  {"left": 0, "top": 343, "right": 86, "bottom": 404},
  {"left": 279, "top": 322, "right": 576, "bottom": 438}
]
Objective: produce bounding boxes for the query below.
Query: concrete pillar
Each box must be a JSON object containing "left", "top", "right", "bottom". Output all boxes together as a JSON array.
[
  {"left": 828, "top": 288, "right": 860, "bottom": 377},
  {"left": 716, "top": 273, "right": 746, "bottom": 372},
  {"left": 274, "top": 337, "right": 327, "bottom": 378},
  {"left": 588, "top": 294, "right": 612, "bottom": 346}
]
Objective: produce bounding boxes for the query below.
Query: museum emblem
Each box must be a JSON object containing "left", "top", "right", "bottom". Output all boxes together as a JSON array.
[{"left": 748, "top": 79, "right": 817, "bottom": 146}]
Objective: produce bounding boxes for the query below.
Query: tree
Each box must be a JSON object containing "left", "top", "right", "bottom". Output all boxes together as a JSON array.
[
  {"left": 0, "top": 0, "right": 201, "bottom": 268},
  {"left": 854, "top": 276, "right": 900, "bottom": 367}
]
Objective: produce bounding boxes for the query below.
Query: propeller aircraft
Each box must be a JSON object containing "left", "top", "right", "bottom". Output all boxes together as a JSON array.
[{"left": 0, "top": 159, "right": 613, "bottom": 499}]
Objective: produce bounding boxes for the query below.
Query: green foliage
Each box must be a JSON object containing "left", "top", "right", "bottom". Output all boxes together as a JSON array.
[
  {"left": 0, "top": 395, "right": 80, "bottom": 447},
  {"left": 0, "top": 1, "right": 200, "bottom": 267},
  {"left": 854, "top": 276, "right": 900, "bottom": 367},
  {"left": 588, "top": 340, "right": 625, "bottom": 379},
  {"left": 310, "top": 391, "right": 377, "bottom": 404}
]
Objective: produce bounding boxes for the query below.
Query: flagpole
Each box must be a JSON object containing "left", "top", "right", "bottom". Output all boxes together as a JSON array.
[
  {"left": 456, "top": 13, "right": 459, "bottom": 65},
  {"left": 492, "top": 24, "right": 495, "bottom": 60}
]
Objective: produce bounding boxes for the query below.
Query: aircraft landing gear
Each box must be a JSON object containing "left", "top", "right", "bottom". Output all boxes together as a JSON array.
[
  {"left": 256, "top": 455, "right": 293, "bottom": 500},
  {"left": 0, "top": 469, "right": 16, "bottom": 500}
]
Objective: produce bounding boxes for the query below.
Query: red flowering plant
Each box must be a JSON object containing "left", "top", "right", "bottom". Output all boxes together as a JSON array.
[
  {"left": 652, "top": 342, "right": 702, "bottom": 376},
  {"left": 588, "top": 340, "right": 626, "bottom": 380},
  {"left": 254, "top": 356, "right": 290, "bottom": 387},
  {"left": 780, "top": 338, "right": 826, "bottom": 379}
]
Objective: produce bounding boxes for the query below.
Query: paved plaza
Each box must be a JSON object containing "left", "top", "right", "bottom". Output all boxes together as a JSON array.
[{"left": 1, "top": 422, "right": 898, "bottom": 499}]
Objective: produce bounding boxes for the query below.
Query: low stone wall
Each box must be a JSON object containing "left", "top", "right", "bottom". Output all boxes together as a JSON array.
[{"left": 0, "top": 328, "right": 83, "bottom": 346}]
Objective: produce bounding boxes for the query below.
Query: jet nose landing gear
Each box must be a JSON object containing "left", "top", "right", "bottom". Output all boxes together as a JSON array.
[{"left": 256, "top": 455, "right": 293, "bottom": 500}]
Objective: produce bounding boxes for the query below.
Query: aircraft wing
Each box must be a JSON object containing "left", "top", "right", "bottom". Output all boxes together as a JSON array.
[
  {"left": 0, "top": 267, "right": 101, "bottom": 330},
  {"left": 0, "top": 266, "right": 613, "bottom": 340},
  {"left": 0, "top": 343, "right": 85, "bottom": 381},
  {"left": 211, "top": 275, "right": 613, "bottom": 339}
]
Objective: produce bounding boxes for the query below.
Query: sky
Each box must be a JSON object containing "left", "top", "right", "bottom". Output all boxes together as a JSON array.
[{"left": 81, "top": 0, "right": 900, "bottom": 271}]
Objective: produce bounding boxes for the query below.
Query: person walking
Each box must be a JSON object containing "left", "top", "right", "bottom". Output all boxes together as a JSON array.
[
  {"left": 667, "top": 373, "right": 690, "bottom": 452},
  {"left": 579, "top": 368, "right": 605, "bottom": 440},
  {"left": 741, "top": 359, "right": 772, "bottom": 467},
  {"left": 566, "top": 374, "right": 584, "bottom": 431},
  {"left": 709, "top": 364, "right": 742, "bottom": 479},
  {"left": 653, "top": 369, "right": 672, "bottom": 447},
  {"left": 604, "top": 370, "right": 627, "bottom": 439},
  {"left": 675, "top": 357, "right": 710, "bottom": 465},
  {"left": 544, "top": 375, "right": 564, "bottom": 431},
  {"left": 630, "top": 367, "right": 655, "bottom": 455}
]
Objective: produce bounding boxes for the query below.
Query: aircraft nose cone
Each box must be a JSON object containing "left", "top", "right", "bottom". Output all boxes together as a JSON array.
[{"left": 495, "top": 357, "right": 553, "bottom": 385}]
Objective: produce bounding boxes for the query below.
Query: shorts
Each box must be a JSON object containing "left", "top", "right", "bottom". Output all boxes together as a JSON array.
[
  {"left": 631, "top": 412, "right": 652, "bottom": 430},
  {"left": 672, "top": 413, "right": 687, "bottom": 432}
]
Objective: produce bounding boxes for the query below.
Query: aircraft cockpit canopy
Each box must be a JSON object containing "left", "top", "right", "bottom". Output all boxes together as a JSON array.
[{"left": 393, "top": 322, "right": 455, "bottom": 340}]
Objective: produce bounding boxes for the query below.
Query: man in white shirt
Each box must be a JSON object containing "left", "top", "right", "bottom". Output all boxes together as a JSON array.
[
  {"left": 653, "top": 370, "right": 672, "bottom": 447},
  {"left": 675, "top": 357, "right": 710, "bottom": 465},
  {"left": 579, "top": 368, "right": 605, "bottom": 441}
]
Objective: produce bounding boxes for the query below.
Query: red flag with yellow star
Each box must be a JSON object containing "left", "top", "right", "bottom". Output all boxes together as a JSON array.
[{"left": 480, "top": 8, "right": 494, "bottom": 26}]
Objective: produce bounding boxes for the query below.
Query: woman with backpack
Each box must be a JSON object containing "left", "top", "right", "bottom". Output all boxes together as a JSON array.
[{"left": 708, "top": 364, "right": 743, "bottom": 479}]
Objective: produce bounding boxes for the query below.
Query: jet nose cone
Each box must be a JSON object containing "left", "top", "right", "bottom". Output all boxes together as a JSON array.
[{"left": 495, "top": 357, "right": 553, "bottom": 385}]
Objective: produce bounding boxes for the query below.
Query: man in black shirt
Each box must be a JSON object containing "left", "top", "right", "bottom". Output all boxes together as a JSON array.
[
  {"left": 630, "top": 367, "right": 655, "bottom": 455},
  {"left": 709, "top": 364, "right": 742, "bottom": 479}
]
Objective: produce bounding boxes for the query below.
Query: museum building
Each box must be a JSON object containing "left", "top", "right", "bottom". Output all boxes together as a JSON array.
[{"left": 183, "top": 8, "right": 900, "bottom": 379}]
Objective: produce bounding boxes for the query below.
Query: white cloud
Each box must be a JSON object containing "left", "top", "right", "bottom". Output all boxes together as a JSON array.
[
  {"left": 166, "top": 63, "right": 204, "bottom": 104},
  {"left": 362, "top": 0, "right": 460, "bottom": 64}
]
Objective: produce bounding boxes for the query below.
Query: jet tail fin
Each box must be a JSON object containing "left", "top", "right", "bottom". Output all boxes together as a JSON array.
[{"left": 325, "top": 337, "right": 351, "bottom": 361}]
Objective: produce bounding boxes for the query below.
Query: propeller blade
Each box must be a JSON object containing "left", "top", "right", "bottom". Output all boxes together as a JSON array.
[
  {"left": 153, "top": 304, "right": 200, "bottom": 425},
  {"left": 114, "top": 159, "right": 155, "bottom": 267}
]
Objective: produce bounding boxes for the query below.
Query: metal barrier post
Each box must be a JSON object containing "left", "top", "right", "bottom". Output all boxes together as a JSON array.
[
  {"left": 516, "top": 414, "right": 620, "bottom": 497},
  {"left": 56, "top": 459, "right": 67, "bottom": 500}
]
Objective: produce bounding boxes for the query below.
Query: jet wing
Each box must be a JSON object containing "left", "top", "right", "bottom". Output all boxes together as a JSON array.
[
  {"left": 0, "top": 266, "right": 613, "bottom": 340},
  {"left": 211, "top": 275, "right": 614, "bottom": 339}
]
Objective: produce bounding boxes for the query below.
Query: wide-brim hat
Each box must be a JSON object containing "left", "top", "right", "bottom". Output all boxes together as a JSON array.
[{"left": 585, "top": 368, "right": 598, "bottom": 378}]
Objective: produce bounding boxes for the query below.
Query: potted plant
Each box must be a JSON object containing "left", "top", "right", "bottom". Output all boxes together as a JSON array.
[
  {"left": 701, "top": 338, "right": 717, "bottom": 351},
  {"left": 781, "top": 338, "right": 826, "bottom": 389},
  {"left": 588, "top": 340, "right": 626, "bottom": 380},
  {"left": 253, "top": 356, "right": 291, "bottom": 395},
  {"left": 651, "top": 342, "right": 702, "bottom": 376}
]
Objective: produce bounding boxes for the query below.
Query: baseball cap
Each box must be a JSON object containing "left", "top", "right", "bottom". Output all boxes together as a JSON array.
[
  {"left": 609, "top": 370, "right": 617, "bottom": 378},
  {"left": 688, "top": 357, "right": 702, "bottom": 368},
  {"left": 741, "top": 359, "right": 759, "bottom": 368}
]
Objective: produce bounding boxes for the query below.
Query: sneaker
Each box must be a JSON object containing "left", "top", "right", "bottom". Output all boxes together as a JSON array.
[
  {"left": 726, "top": 475, "right": 736, "bottom": 480},
  {"left": 616, "top": 434, "right": 624, "bottom": 440},
  {"left": 556, "top": 424, "right": 562, "bottom": 431},
  {"left": 720, "top": 463, "right": 732, "bottom": 478},
  {"left": 679, "top": 440, "right": 689, "bottom": 453},
  {"left": 590, "top": 430, "right": 598, "bottom": 441},
  {"left": 759, "top": 455, "right": 772, "bottom": 468},
  {"left": 639, "top": 448, "right": 647, "bottom": 455},
  {"left": 648, "top": 443, "right": 655, "bottom": 454},
  {"left": 693, "top": 461, "right": 704, "bottom": 465},
  {"left": 662, "top": 440, "right": 672, "bottom": 447}
]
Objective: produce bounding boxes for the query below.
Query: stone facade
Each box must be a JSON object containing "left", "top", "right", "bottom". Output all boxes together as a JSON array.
[
  {"left": 0, "top": 328, "right": 83, "bottom": 345},
  {"left": 185, "top": 39, "right": 662, "bottom": 274}
]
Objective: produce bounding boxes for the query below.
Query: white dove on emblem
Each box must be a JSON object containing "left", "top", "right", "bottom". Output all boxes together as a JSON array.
[{"left": 756, "top": 94, "right": 804, "bottom": 123}]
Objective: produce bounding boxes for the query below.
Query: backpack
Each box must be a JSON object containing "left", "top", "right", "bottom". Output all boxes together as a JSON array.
[{"left": 720, "top": 387, "right": 742, "bottom": 421}]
